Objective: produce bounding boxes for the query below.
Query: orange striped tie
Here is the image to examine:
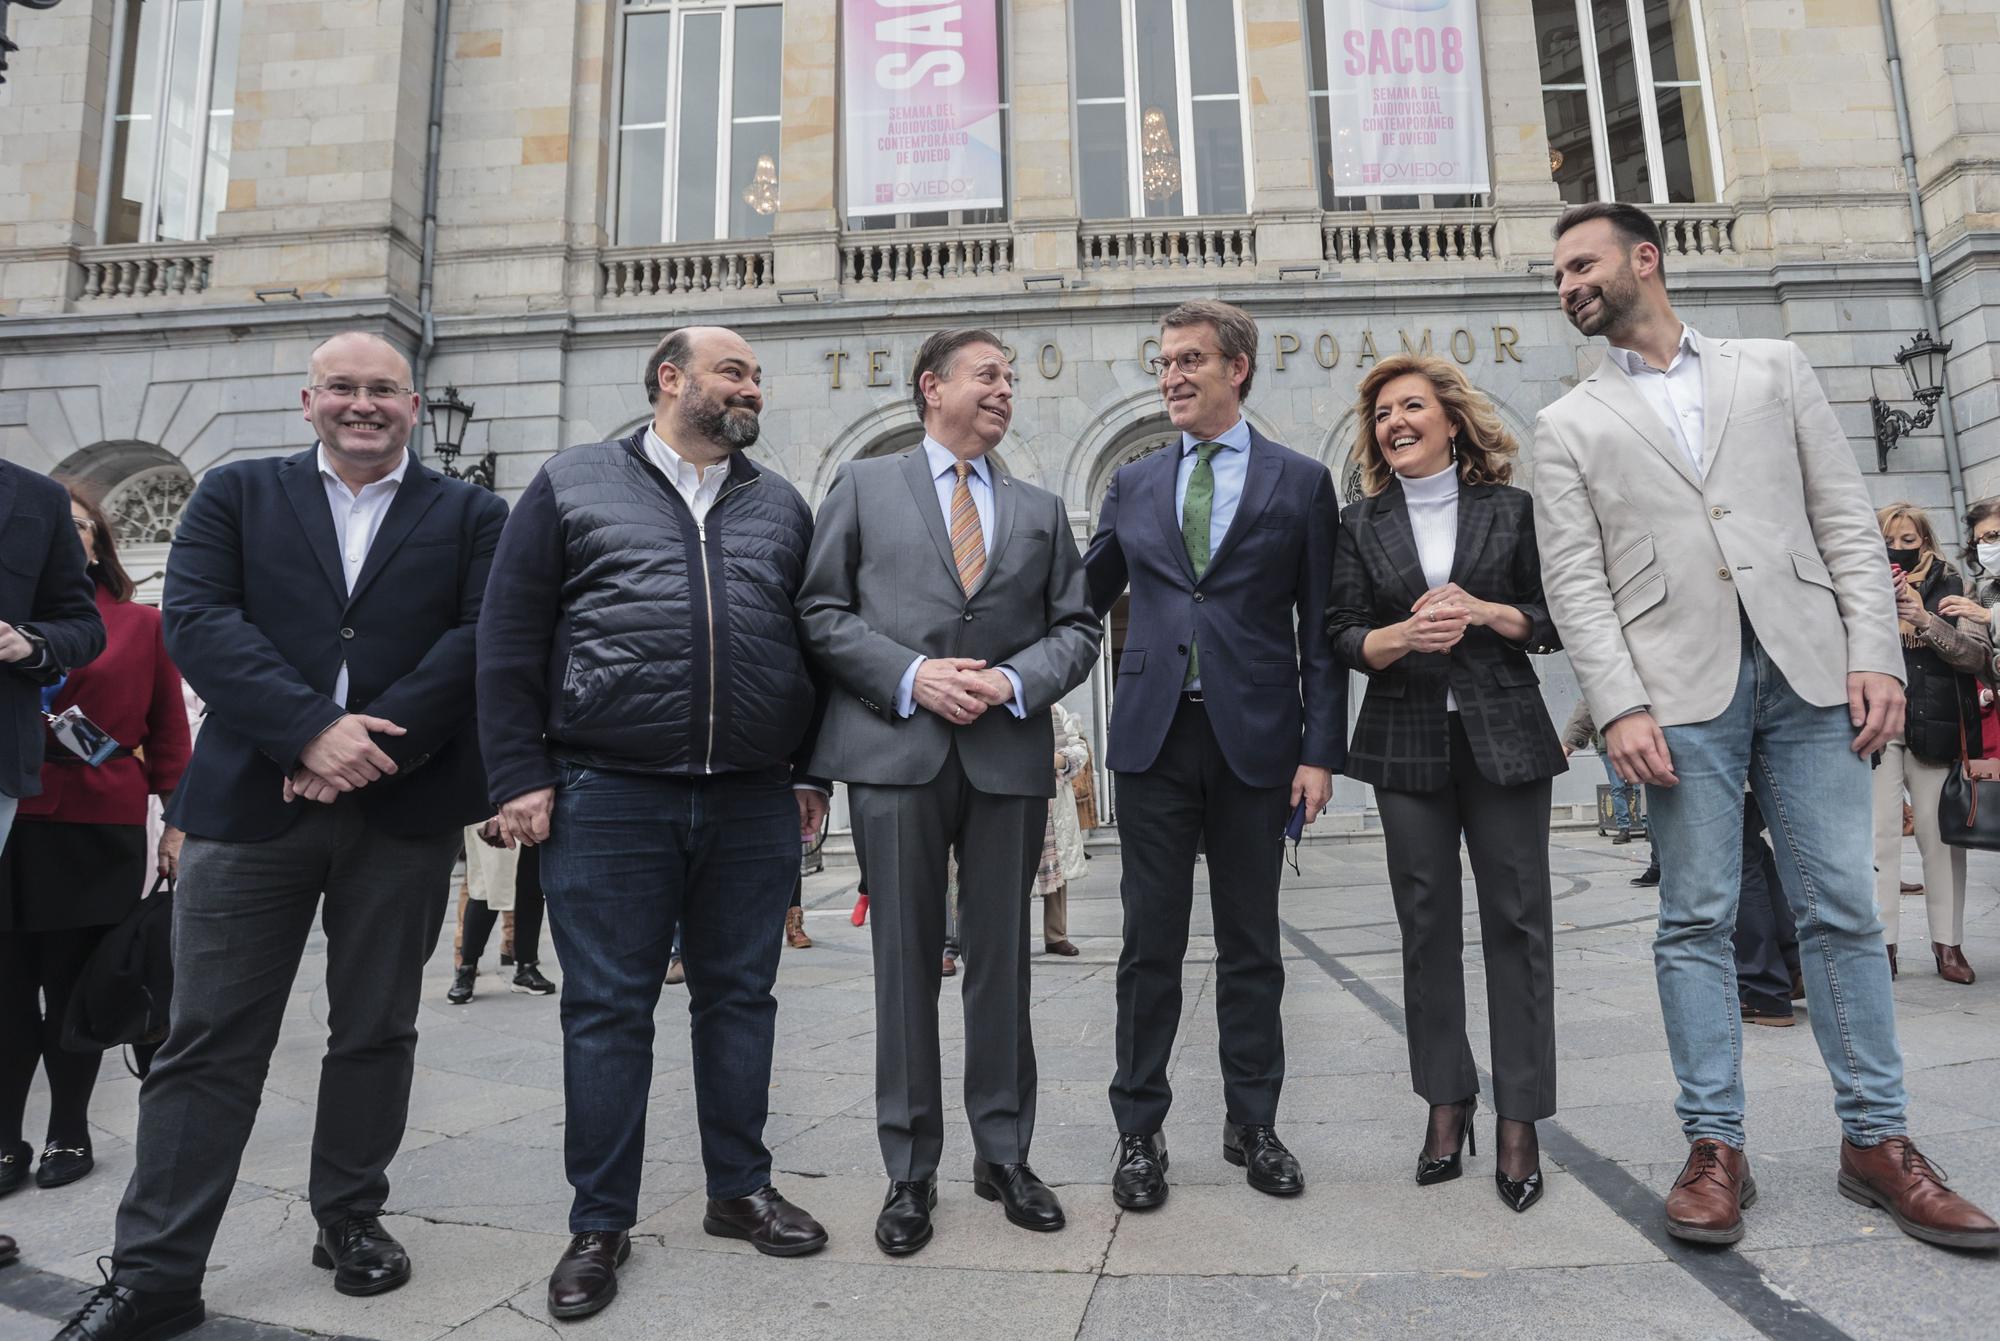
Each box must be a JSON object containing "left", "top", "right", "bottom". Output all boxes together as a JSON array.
[{"left": 949, "top": 461, "right": 986, "bottom": 592}]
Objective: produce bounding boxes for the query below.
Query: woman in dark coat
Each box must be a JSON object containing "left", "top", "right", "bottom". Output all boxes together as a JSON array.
[
  {"left": 0, "top": 485, "right": 190, "bottom": 1194},
  {"left": 1326, "top": 353, "right": 1566, "bottom": 1213}
]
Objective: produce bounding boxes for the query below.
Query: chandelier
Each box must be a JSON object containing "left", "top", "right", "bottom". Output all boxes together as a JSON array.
[
  {"left": 1140, "top": 107, "right": 1181, "bottom": 202},
  {"left": 742, "top": 154, "right": 779, "bottom": 216}
]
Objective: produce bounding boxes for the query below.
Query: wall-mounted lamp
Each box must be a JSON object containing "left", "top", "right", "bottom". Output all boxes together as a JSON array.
[{"left": 1872, "top": 330, "right": 1952, "bottom": 472}]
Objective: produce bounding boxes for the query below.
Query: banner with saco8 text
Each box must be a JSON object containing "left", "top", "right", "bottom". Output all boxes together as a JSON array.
[
  {"left": 1323, "top": 0, "right": 1492, "bottom": 198},
  {"left": 843, "top": 1, "right": 1006, "bottom": 219}
]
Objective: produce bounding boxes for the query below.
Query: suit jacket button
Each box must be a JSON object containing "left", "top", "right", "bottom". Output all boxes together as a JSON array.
[
  {"left": 1193, "top": 592, "right": 1205, "bottom": 602},
  {"left": 1178, "top": 644, "right": 1187, "bottom": 654},
  {"left": 1717, "top": 568, "right": 1731, "bottom": 581},
  {"left": 340, "top": 627, "right": 355, "bottom": 639},
  {"left": 963, "top": 612, "right": 974, "bottom": 622},
  {"left": 1710, "top": 506, "right": 1725, "bottom": 519}
]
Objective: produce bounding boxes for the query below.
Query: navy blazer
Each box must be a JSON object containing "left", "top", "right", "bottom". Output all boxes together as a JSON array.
[
  {"left": 162, "top": 448, "right": 508, "bottom": 842},
  {"left": 1084, "top": 427, "right": 1346, "bottom": 788},
  {"left": 0, "top": 461, "right": 107, "bottom": 799}
]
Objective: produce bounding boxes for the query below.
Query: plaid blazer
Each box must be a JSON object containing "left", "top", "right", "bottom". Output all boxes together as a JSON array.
[{"left": 1327, "top": 480, "right": 1567, "bottom": 793}]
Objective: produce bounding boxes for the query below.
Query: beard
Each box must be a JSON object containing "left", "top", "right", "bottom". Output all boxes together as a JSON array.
[
  {"left": 680, "top": 383, "right": 761, "bottom": 450},
  {"left": 1567, "top": 264, "right": 1642, "bottom": 337}
]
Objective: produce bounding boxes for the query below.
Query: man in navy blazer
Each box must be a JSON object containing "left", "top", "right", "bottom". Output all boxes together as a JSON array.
[
  {"left": 67, "top": 332, "right": 507, "bottom": 1341},
  {"left": 1084, "top": 300, "right": 1344, "bottom": 1211}
]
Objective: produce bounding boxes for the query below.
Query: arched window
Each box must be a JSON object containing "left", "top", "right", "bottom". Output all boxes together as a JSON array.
[
  {"left": 55, "top": 442, "right": 195, "bottom": 544},
  {"left": 100, "top": 0, "right": 244, "bottom": 243}
]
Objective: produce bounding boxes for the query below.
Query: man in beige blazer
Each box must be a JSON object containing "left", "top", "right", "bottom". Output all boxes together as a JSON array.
[{"left": 1534, "top": 203, "right": 1996, "bottom": 1253}]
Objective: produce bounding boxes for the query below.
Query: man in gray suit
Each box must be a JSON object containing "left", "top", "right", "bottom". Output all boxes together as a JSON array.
[{"left": 799, "top": 329, "right": 1100, "bottom": 1257}]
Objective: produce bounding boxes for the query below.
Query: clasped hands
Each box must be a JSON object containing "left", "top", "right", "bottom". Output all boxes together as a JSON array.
[
  {"left": 281, "top": 713, "right": 405, "bottom": 804},
  {"left": 913, "top": 657, "right": 1013, "bottom": 724},
  {"left": 1399, "top": 582, "right": 1492, "bottom": 655}
]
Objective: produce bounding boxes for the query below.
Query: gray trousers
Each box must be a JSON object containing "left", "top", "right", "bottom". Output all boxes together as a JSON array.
[
  {"left": 1375, "top": 717, "right": 1558, "bottom": 1124},
  {"left": 111, "top": 801, "right": 458, "bottom": 1291},
  {"left": 851, "top": 753, "right": 1042, "bottom": 1182}
]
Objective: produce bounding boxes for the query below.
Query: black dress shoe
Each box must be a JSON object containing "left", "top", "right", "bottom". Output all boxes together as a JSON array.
[
  {"left": 311, "top": 1215, "right": 411, "bottom": 1297},
  {"left": 875, "top": 1179, "right": 937, "bottom": 1256},
  {"left": 1111, "top": 1132, "right": 1169, "bottom": 1210},
  {"left": 1223, "top": 1123, "right": 1305, "bottom": 1196},
  {"left": 37, "top": 1141, "right": 94, "bottom": 1189},
  {"left": 446, "top": 964, "right": 476, "bottom": 1004},
  {"left": 703, "top": 1184, "right": 828, "bottom": 1256},
  {"left": 0, "top": 1139, "right": 29, "bottom": 1196},
  {"left": 548, "top": 1230, "right": 630, "bottom": 1320},
  {"left": 1631, "top": 864, "right": 1660, "bottom": 887},
  {"left": 1415, "top": 1098, "right": 1476, "bottom": 1187},
  {"left": 0, "top": 1233, "right": 16, "bottom": 1267},
  {"left": 1496, "top": 1167, "right": 1545, "bottom": 1212},
  {"left": 53, "top": 1279, "right": 204, "bottom": 1341},
  {"left": 511, "top": 963, "right": 556, "bottom": 995},
  {"left": 971, "top": 1158, "right": 1065, "bottom": 1231}
]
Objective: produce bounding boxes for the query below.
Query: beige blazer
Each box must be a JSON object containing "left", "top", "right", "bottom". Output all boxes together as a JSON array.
[{"left": 1532, "top": 332, "right": 1903, "bottom": 729}]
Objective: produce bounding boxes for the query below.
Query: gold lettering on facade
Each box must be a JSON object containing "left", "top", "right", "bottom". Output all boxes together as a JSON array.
[
  {"left": 1493, "top": 326, "right": 1522, "bottom": 363},
  {"left": 1399, "top": 329, "right": 1433, "bottom": 356},
  {"left": 1314, "top": 333, "right": 1340, "bottom": 369},
  {"left": 1450, "top": 328, "right": 1476, "bottom": 364},
  {"left": 1356, "top": 330, "right": 1379, "bottom": 366},
  {"left": 824, "top": 350, "right": 848, "bottom": 390},
  {"left": 1039, "top": 343, "right": 1063, "bottom": 379},
  {"left": 867, "top": 349, "right": 891, "bottom": 388},
  {"left": 1273, "top": 332, "right": 1300, "bottom": 372},
  {"left": 1000, "top": 344, "right": 1018, "bottom": 366}
]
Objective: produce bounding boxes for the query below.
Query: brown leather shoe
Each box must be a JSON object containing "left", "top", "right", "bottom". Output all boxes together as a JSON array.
[
  {"left": 1934, "top": 943, "right": 1975, "bottom": 985},
  {"left": 1740, "top": 1003, "right": 1796, "bottom": 1028},
  {"left": 547, "top": 1230, "right": 630, "bottom": 1320},
  {"left": 1901, "top": 880, "right": 1924, "bottom": 894},
  {"left": 702, "top": 1184, "right": 828, "bottom": 1256},
  {"left": 1044, "top": 939, "right": 1080, "bottom": 956},
  {"left": 1665, "top": 1138, "right": 1756, "bottom": 1244},
  {"left": 941, "top": 954, "right": 958, "bottom": 977},
  {"left": 1840, "top": 1137, "right": 2000, "bottom": 1250},
  {"left": 785, "top": 906, "right": 813, "bottom": 949}
]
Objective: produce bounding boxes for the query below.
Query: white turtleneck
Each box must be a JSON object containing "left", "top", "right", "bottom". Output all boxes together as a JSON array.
[{"left": 1398, "top": 464, "right": 1461, "bottom": 709}]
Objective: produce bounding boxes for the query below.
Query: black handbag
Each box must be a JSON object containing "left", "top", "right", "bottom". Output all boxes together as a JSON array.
[
  {"left": 1938, "top": 700, "right": 2000, "bottom": 849},
  {"left": 62, "top": 874, "right": 175, "bottom": 1056}
]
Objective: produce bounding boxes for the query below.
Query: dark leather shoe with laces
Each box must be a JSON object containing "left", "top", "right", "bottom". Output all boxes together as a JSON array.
[
  {"left": 1665, "top": 1138, "right": 1755, "bottom": 1244},
  {"left": 311, "top": 1215, "right": 411, "bottom": 1296},
  {"left": 446, "top": 964, "right": 476, "bottom": 1004},
  {"left": 548, "top": 1230, "right": 630, "bottom": 1319},
  {"left": 37, "top": 1141, "right": 94, "bottom": 1189},
  {"left": 1112, "top": 1132, "right": 1169, "bottom": 1210},
  {"left": 53, "top": 1275, "right": 203, "bottom": 1341},
  {"left": 1840, "top": 1136, "right": 2000, "bottom": 1250},
  {"left": 1224, "top": 1123, "right": 1305, "bottom": 1196},
  {"left": 972, "top": 1158, "right": 1065, "bottom": 1231},
  {"left": 703, "top": 1184, "right": 828, "bottom": 1256},
  {"left": 1631, "top": 864, "right": 1660, "bottom": 887},
  {"left": 0, "top": 1233, "right": 16, "bottom": 1267},
  {"left": 0, "top": 1139, "right": 29, "bottom": 1196},
  {"left": 511, "top": 963, "right": 557, "bottom": 995},
  {"left": 875, "top": 1178, "right": 937, "bottom": 1256}
]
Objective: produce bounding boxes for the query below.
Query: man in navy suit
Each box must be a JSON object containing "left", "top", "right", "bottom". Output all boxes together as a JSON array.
[
  {"left": 60, "top": 332, "right": 506, "bottom": 1341},
  {"left": 1084, "top": 299, "right": 1344, "bottom": 1211}
]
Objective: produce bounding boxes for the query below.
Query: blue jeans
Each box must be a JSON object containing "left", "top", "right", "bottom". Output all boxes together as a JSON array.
[
  {"left": 1600, "top": 754, "right": 1640, "bottom": 830},
  {"left": 1646, "top": 628, "right": 1907, "bottom": 1148},
  {"left": 540, "top": 766, "right": 798, "bottom": 1229}
]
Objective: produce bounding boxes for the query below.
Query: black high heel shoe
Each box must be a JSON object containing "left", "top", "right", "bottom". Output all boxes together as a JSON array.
[
  {"left": 1493, "top": 1117, "right": 1544, "bottom": 1212},
  {"left": 1415, "top": 1097, "right": 1476, "bottom": 1186}
]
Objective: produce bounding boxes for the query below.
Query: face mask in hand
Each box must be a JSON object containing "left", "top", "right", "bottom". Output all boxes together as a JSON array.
[
  {"left": 1979, "top": 542, "right": 2000, "bottom": 572},
  {"left": 1887, "top": 546, "right": 1921, "bottom": 571}
]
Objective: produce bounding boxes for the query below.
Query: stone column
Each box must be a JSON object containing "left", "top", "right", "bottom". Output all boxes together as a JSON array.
[
  {"left": 1242, "top": 0, "right": 1321, "bottom": 271},
  {"left": 1477, "top": 0, "right": 1564, "bottom": 262},
  {"left": 0, "top": 0, "right": 116, "bottom": 314},
  {"left": 771, "top": 0, "right": 840, "bottom": 289},
  {"left": 1009, "top": 0, "right": 1080, "bottom": 274}
]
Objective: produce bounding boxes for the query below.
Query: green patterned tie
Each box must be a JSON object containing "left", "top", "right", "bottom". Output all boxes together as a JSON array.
[{"left": 1182, "top": 442, "right": 1222, "bottom": 687}]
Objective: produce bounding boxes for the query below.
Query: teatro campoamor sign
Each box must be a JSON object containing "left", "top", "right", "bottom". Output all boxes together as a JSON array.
[{"left": 843, "top": 1, "right": 1006, "bottom": 219}]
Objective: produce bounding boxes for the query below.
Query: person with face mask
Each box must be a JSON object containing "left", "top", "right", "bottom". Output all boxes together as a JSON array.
[
  {"left": 1937, "top": 498, "right": 2000, "bottom": 757},
  {"left": 1873, "top": 503, "right": 1989, "bottom": 985}
]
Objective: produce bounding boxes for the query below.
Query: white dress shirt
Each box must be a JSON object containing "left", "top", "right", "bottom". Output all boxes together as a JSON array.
[
  {"left": 896, "top": 436, "right": 1025, "bottom": 719},
  {"left": 643, "top": 425, "right": 730, "bottom": 527},
  {"left": 1397, "top": 463, "right": 1461, "bottom": 711},
  {"left": 317, "top": 443, "right": 409, "bottom": 707},
  {"left": 1606, "top": 324, "right": 1707, "bottom": 477}
]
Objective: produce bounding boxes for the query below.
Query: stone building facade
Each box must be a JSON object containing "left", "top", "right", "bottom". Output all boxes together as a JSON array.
[{"left": 2, "top": 0, "right": 1997, "bottom": 823}]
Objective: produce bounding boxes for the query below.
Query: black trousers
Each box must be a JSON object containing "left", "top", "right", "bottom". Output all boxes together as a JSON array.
[
  {"left": 110, "top": 802, "right": 458, "bottom": 1291},
  {"left": 1733, "top": 792, "right": 1800, "bottom": 1012},
  {"left": 461, "top": 844, "right": 545, "bottom": 967},
  {"left": 1375, "top": 714, "right": 1557, "bottom": 1123},
  {"left": 0, "top": 925, "right": 108, "bottom": 1147},
  {"left": 1110, "top": 698, "right": 1291, "bottom": 1135}
]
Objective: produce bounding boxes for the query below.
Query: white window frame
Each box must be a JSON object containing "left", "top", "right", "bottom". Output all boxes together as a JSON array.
[
  {"left": 95, "top": 0, "right": 236, "bottom": 243},
  {"left": 1550, "top": 0, "right": 1725, "bottom": 204},
  {"left": 1071, "top": 0, "right": 1257, "bottom": 219},
  {"left": 611, "top": 0, "right": 784, "bottom": 245}
]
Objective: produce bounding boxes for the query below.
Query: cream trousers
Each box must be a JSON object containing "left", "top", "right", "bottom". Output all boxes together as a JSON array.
[{"left": 1871, "top": 738, "right": 1966, "bottom": 947}]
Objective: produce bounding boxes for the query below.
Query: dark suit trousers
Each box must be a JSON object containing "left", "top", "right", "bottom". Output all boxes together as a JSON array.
[
  {"left": 111, "top": 801, "right": 457, "bottom": 1291},
  {"left": 1110, "top": 699, "right": 1291, "bottom": 1135},
  {"left": 1733, "top": 792, "right": 1800, "bottom": 1013},
  {"left": 851, "top": 746, "right": 1042, "bottom": 1182},
  {"left": 1375, "top": 715, "right": 1557, "bottom": 1122}
]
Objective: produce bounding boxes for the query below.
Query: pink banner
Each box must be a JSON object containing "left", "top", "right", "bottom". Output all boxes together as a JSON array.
[
  {"left": 1324, "top": 0, "right": 1492, "bottom": 197},
  {"left": 843, "top": 1, "right": 1006, "bottom": 218}
]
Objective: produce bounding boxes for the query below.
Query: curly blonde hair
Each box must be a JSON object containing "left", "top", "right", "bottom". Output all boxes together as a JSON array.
[{"left": 1351, "top": 354, "right": 1517, "bottom": 497}]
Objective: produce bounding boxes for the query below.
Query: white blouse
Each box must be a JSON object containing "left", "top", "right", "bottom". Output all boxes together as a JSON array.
[{"left": 1398, "top": 465, "right": 1461, "bottom": 710}]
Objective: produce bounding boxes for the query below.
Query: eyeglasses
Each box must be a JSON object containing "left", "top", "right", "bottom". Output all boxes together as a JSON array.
[
  {"left": 1145, "top": 350, "right": 1226, "bottom": 379},
  {"left": 309, "top": 381, "right": 412, "bottom": 403},
  {"left": 1976, "top": 531, "right": 2000, "bottom": 545}
]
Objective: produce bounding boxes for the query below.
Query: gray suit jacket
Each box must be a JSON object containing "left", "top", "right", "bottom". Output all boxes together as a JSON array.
[{"left": 799, "top": 447, "right": 1102, "bottom": 796}]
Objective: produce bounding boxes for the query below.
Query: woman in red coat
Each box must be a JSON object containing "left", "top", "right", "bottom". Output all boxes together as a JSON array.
[{"left": 0, "top": 485, "right": 190, "bottom": 1196}]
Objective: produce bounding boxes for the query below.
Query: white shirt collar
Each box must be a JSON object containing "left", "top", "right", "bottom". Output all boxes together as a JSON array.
[
  {"left": 316, "top": 442, "right": 409, "bottom": 495},
  {"left": 644, "top": 425, "right": 728, "bottom": 491},
  {"left": 1607, "top": 324, "right": 1699, "bottom": 377},
  {"left": 1180, "top": 417, "right": 1252, "bottom": 455},
  {"left": 923, "top": 435, "right": 992, "bottom": 486}
]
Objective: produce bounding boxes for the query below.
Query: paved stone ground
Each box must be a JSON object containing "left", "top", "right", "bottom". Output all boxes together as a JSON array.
[{"left": 3, "top": 828, "right": 1998, "bottom": 1341}]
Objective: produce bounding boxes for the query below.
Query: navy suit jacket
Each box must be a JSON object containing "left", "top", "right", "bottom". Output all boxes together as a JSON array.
[
  {"left": 1083, "top": 427, "right": 1346, "bottom": 788},
  {"left": 162, "top": 448, "right": 507, "bottom": 842},
  {"left": 0, "top": 461, "right": 106, "bottom": 799}
]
